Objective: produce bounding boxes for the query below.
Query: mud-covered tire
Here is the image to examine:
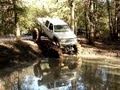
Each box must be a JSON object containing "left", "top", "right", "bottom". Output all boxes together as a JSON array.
[
  {"left": 32, "top": 28, "right": 40, "bottom": 42},
  {"left": 53, "top": 37, "right": 60, "bottom": 47},
  {"left": 39, "top": 26, "right": 44, "bottom": 36},
  {"left": 73, "top": 45, "right": 78, "bottom": 54},
  {"left": 53, "top": 37, "right": 58, "bottom": 42}
]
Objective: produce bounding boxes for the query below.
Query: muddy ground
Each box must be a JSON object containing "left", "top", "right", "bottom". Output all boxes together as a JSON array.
[
  {"left": 79, "top": 38, "right": 120, "bottom": 59},
  {"left": 0, "top": 38, "right": 120, "bottom": 65}
]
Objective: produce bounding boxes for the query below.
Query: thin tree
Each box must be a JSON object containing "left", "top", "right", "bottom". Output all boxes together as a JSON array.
[
  {"left": 115, "top": 0, "right": 120, "bottom": 40},
  {"left": 68, "top": 0, "right": 75, "bottom": 32},
  {"left": 84, "top": 0, "right": 97, "bottom": 44},
  {"left": 106, "top": 0, "right": 112, "bottom": 39},
  {"left": 13, "top": 0, "right": 20, "bottom": 39},
  {"left": 84, "top": 0, "right": 89, "bottom": 39}
]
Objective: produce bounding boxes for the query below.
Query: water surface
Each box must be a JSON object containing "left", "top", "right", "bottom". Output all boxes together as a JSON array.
[{"left": 0, "top": 57, "right": 120, "bottom": 90}]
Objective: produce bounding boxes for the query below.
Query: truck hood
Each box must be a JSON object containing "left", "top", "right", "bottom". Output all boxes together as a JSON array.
[{"left": 53, "top": 30, "right": 76, "bottom": 40}]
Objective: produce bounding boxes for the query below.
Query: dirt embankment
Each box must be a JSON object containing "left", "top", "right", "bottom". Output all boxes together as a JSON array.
[
  {"left": 0, "top": 39, "right": 63, "bottom": 64},
  {"left": 0, "top": 40, "right": 41, "bottom": 63}
]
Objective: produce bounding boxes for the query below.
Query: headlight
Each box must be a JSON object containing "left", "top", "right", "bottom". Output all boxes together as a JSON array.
[
  {"left": 66, "top": 38, "right": 77, "bottom": 42},
  {"left": 60, "top": 38, "right": 77, "bottom": 43},
  {"left": 60, "top": 39, "right": 66, "bottom": 43}
]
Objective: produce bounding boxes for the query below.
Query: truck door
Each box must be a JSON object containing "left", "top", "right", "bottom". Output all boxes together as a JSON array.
[
  {"left": 47, "top": 23, "right": 54, "bottom": 39},
  {"left": 44, "top": 21, "right": 53, "bottom": 39}
]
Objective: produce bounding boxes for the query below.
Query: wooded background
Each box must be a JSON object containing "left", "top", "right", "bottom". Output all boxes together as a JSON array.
[{"left": 0, "top": 0, "right": 120, "bottom": 43}]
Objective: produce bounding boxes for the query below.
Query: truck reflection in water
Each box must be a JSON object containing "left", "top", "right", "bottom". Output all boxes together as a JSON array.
[
  {"left": 21, "top": 75, "right": 72, "bottom": 90},
  {"left": 20, "top": 58, "right": 79, "bottom": 90},
  {"left": 1, "top": 58, "right": 120, "bottom": 90}
]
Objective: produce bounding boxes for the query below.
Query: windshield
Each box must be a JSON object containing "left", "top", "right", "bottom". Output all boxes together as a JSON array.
[{"left": 54, "top": 25, "right": 70, "bottom": 32}]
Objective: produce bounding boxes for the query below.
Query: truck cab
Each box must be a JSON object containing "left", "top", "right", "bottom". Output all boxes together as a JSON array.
[{"left": 36, "top": 18, "right": 78, "bottom": 53}]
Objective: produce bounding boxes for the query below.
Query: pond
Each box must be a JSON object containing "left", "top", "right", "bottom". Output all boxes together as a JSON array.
[{"left": 0, "top": 57, "right": 120, "bottom": 90}]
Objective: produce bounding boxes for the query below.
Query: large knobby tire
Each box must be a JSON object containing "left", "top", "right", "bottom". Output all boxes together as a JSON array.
[
  {"left": 32, "top": 28, "right": 40, "bottom": 42},
  {"left": 73, "top": 45, "right": 78, "bottom": 54},
  {"left": 53, "top": 37, "right": 60, "bottom": 47}
]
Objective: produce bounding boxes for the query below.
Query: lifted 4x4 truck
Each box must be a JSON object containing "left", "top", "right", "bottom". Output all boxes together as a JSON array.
[{"left": 33, "top": 17, "right": 78, "bottom": 54}]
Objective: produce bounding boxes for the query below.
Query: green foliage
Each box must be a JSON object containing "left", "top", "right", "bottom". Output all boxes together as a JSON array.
[
  {"left": 19, "top": 0, "right": 50, "bottom": 34},
  {"left": 0, "top": 0, "right": 119, "bottom": 40}
]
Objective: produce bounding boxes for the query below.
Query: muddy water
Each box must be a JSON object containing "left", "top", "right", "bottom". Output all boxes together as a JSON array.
[{"left": 0, "top": 57, "right": 120, "bottom": 90}]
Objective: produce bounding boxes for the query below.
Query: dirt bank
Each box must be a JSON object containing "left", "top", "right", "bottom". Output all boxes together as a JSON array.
[
  {"left": 0, "top": 40, "right": 41, "bottom": 63},
  {"left": 0, "top": 39, "right": 63, "bottom": 65}
]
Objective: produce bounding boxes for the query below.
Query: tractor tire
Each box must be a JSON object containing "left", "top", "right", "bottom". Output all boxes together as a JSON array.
[
  {"left": 53, "top": 37, "right": 60, "bottom": 47},
  {"left": 73, "top": 45, "right": 78, "bottom": 54},
  {"left": 32, "top": 28, "right": 40, "bottom": 42}
]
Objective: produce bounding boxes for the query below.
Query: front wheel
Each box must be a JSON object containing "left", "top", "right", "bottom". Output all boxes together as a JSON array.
[
  {"left": 53, "top": 37, "right": 60, "bottom": 47},
  {"left": 73, "top": 45, "right": 78, "bottom": 54},
  {"left": 32, "top": 28, "right": 40, "bottom": 42}
]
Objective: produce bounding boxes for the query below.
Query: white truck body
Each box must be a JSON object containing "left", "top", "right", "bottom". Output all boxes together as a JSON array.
[{"left": 37, "top": 18, "right": 77, "bottom": 46}]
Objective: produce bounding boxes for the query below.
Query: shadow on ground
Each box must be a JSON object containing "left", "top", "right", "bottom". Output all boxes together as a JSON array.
[
  {"left": 0, "top": 40, "right": 42, "bottom": 77},
  {"left": 37, "top": 40, "right": 62, "bottom": 58},
  {"left": 0, "top": 39, "right": 63, "bottom": 78}
]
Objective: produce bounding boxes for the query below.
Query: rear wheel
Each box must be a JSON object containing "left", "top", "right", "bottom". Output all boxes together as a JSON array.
[
  {"left": 53, "top": 37, "right": 60, "bottom": 47},
  {"left": 73, "top": 45, "right": 78, "bottom": 54},
  {"left": 32, "top": 28, "right": 40, "bottom": 42}
]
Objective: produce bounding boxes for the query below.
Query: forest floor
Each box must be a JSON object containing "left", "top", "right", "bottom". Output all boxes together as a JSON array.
[{"left": 79, "top": 38, "right": 120, "bottom": 60}]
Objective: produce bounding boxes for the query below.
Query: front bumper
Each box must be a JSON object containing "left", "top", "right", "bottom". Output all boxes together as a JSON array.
[{"left": 59, "top": 38, "right": 77, "bottom": 46}]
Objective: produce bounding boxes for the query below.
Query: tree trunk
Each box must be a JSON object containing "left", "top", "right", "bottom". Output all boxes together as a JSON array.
[
  {"left": 106, "top": 0, "right": 120, "bottom": 41},
  {"left": 93, "top": 0, "right": 98, "bottom": 40},
  {"left": 106, "top": 0, "right": 113, "bottom": 40},
  {"left": 84, "top": 0, "right": 89, "bottom": 39},
  {"left": 16, "top": 22, "right": 20, "bottom": 38},
  {"left": 111, "top": 0, "right": 118, "bottom": 41},
  {"left": 106, "top": 0, "right": 119, "bottom": 41},
  {"left": 71, "top": 1, "right": 75, "bottom": 32},
  {"left": 87, "top": 0, "right": 96, "bottom": 44},
  {"left": 116, "top": 0, "right": 120, "bottom": 40},
  {"left": 13, "top": 0, "right": 20, "bottom": 39},
  {"left": 68, "top": 0, "right": 75, "bottom": 33}
]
